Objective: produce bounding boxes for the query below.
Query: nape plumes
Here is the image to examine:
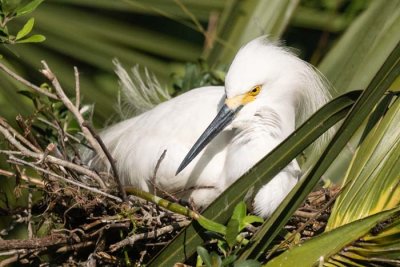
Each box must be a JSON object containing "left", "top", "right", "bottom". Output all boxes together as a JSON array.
[{"left": 91, "top": 37, "right": 332, "bottom": 218}]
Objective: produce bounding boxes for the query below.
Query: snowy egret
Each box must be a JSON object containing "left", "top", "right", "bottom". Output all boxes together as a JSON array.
[{"left": 93, "top": 37, "right": 332, "bottom": 218}]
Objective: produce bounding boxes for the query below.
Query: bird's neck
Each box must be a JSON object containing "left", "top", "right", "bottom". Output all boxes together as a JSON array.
[{"left": 224, "top": 102, "right": 297, "bottom": 186}]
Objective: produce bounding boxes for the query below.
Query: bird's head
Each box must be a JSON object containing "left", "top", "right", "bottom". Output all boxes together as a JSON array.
[{"left": 176, "top": 37, "right": 331, "bottom": 175}]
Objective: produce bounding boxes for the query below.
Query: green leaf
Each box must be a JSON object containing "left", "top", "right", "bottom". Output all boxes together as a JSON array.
[
  {"left": 265, "top": 207, "right": 400, "bottom": 267},
  {"left": 15, "top": 0, "right": 44, "bottom": 17},
  {"left": 16, "top": 34, "right": 45, "bottom": 43},
  {"left": 16, "top": 17, "right": 34, "bottom": 40},
  {"left": 207, "top": 0, "right": 300, "bottom": 64},
  {"left": 233, "top": 259, "right": 261, "bottom": 267},
  {"left": 197, "top": 216, "right": 226, "bottom": 235},
  {"left": 221, "top": 255, "right": 237, "bottom": 266},
  {"left": 210, "top": 252, "right": 222, "bottom": 267},
  {"left": 226, "top": 219, "right": 240, "bottom": 248},
  {"left": 197, "top": 246, "right": 212, "bottom": 267},
  {"left": 327, "top": 95, "right": 400, "bottom": 230},
  {"left": 232, "top": 202, "right": 247, "bottom": 224},
  {"left": 240, "top": 216, "right": 263, "bottom": 231}
]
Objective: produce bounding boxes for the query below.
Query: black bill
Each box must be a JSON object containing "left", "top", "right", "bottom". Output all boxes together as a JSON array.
[{"left": 176, "top": 103, "right": 241, "bottom": 175}]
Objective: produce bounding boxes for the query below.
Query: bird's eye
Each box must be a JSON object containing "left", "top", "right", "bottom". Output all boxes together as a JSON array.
[{"left": 249, "top": 85, "right": 261, "bottom": 96}]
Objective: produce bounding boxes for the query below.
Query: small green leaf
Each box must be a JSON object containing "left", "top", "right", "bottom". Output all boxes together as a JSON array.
[
  {"left": 233, "top": 259, "right": 261, "bottom": 267},
  {"left": 240, "top": 215, "right": 263, "bottom": 231},
  {"left": 226, "top": 219, "right": 240, "bottom": 248},
  {"left": 217, "top": 239, "right": 228, "bottom": 257},
  {"left": 16, "top": 34, "right": 45, "bottom": 43},
  {"left": 210, "top": 252, "right": 222, "bottom": 267},
  {"left": 197, "top": 246, "right": 212, "bottom": 267},
  {"left": 232, "top": 202, "right": 247, "bottom": 223},
  {"left": 15, "top": 0, "right": 44, "bottom": 17},
  {"left": 221, "top": 255, "right": 237, "bottom": 266},
  {"left": 197, "top": 217, "right": 226, "bottom": 235},
  {"left": 16, "top": 17, "right": 34, "bottom": 40}
]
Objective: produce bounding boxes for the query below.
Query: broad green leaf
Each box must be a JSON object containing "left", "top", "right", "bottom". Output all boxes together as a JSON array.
[
  {"left": 149, "top": 91, "right": 362, "bottom": 266},
  {"left": 16, "top": 17, "right": 35, "bottom": 40},
  {"left": 16, "top": 34, "right": 46, "bottom": 43},
  {"left": 327, "top": 95, "right": 400, "bottom": 229},
  {"left": 15, "top": 0, "right": 44, "bottom": 17},
  {"left": 265, "top": 207, "right": 400, "bottom": 267},
  {"left": 197, "top": 246, "right": 212, "bottom": 267},
  {"left": 319, "top": 0, "right": 400, "bottom": 95},
  {"left": 319, "top": 0, "right": 400, "bottom": 185},
  {"left": 234, "top": 259, "right": 262, "bottom": 267},
  {"left": 207, "top": 0, "right": 300, "bottom": 64}
]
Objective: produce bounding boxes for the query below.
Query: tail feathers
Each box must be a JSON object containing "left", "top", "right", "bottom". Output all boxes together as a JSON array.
[{"left": 113, "top": 59, "right": 171, "bottom": 118}]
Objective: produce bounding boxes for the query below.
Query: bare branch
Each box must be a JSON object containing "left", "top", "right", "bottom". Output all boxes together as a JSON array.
[
  {"left": 40, "top": 61, "right": 108, "bottom": 167},
  {"left": 109, "top": 220, "right": 190, "bottom": 252},
  {"left": 0, "top": 62, "right": 57, "bottom": 99},
  {"left": 9, "top": 157, "right": 122, "bottom": 203},
  {"left": 0, "top": 117, "right": 41, "bottom": 153},
  {"left": 82, "top": 121, "right": 128, "bottom": 201},
  {"left": 0, "top": 168, "right": 44, "bottom": 187},
  {"left": 0, "top": 123, "right": 106, "bottom": 188},
  {"left": 74, "top": 66, "right": 81, "bottom": 109}
]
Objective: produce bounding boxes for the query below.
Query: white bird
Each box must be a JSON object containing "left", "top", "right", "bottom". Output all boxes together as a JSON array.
[{"left": 93, "top": 37, "right": 332, "bottom": 218}]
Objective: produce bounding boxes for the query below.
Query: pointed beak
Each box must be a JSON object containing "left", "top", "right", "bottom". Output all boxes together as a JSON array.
[{"left": 176, "top": 103, "right": 241, "bottom": 175}]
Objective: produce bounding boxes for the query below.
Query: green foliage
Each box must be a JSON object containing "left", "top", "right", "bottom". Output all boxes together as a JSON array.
[
  {"left": 172, "top": 60, "right": 225, "bottom": 95},
  {"left": 265, "top": 207, "right": 400, "bottom": 267},
  {"left": 0, "top": 0, "right": 45, "bottom": 45},
  {"left": 195, "top": 202, "right": 262, "bottom": 267}
]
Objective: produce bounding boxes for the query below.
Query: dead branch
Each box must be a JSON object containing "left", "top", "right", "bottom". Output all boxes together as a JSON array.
[
  {"left": 0, "top": 117, "right": 41, "bottom": 153},
  {"left": 0, "top": 234, "right": 68, "bottom": 251},
  {"left": 82, "top": 121, "right": 128, "bottom": 201},
  {"left": 9, "top": 157, "right": 122, "bottom": 202},
  {"left": 109, "top": 219, "right": 190, "bottom": 252},
  {"left": 74, "top": 66, "right": 81, "bottom": 109},
  {"left": 0, "top": 62, "right": 57, "bottom": 99},
  {"left": 40, "top": 61, "right": 108, "bottom": 167},
  {"left": 0, "top": 122, "right": 106, "bottom": 188}
]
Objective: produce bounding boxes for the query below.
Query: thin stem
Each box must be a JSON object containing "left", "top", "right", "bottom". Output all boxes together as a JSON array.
[{"left": 0, "top": 62, "right": 57, "bottom": 99}]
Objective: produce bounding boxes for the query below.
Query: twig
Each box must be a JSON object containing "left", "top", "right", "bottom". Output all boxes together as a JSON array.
[
  {"left": 74, "top": 66, "right": 80, "bottom": 109},
  {"left": 0, "top": 62, "right": 58, "bottom": 99},
  {"left": 9, "top": 157, "right": 122, "bottom": 203},
  {"left": 0, "top": 123, "right": 106, "bottom": 188},
  {"left": 0, "top": 117, "right": 41, "bottom": 153},
  {"left": 0, "top": 234, "right": 68, "bottom": 250},
  {"left": 109, "top": 220, "right": 190, "bottom": 252},
  {"left": 40, "top": 61, "right": 108, "bottom": 167},
  {"left": 82, "top": 121, "right": 128, "bottom": 202},
  {"left": 37, "top": 117, "right": 83, "bottom": 144},
  {"left": 151, "top": 149, "right": 167, "bottom": 195},
  {"left": 56, "top": 241, "right": 94, "bottom": 253},
  {"left": 0, "top": 254, "right": 25, "bottom": 267}
]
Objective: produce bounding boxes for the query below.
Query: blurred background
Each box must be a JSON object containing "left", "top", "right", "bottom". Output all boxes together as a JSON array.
[{"left": 0, "top": 0, "right": 370, "bottom": 126}]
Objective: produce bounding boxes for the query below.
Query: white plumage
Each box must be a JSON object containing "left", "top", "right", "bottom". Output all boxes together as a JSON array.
[{"left": 93, "top": 37, "right": 332, "bottom": 218}]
